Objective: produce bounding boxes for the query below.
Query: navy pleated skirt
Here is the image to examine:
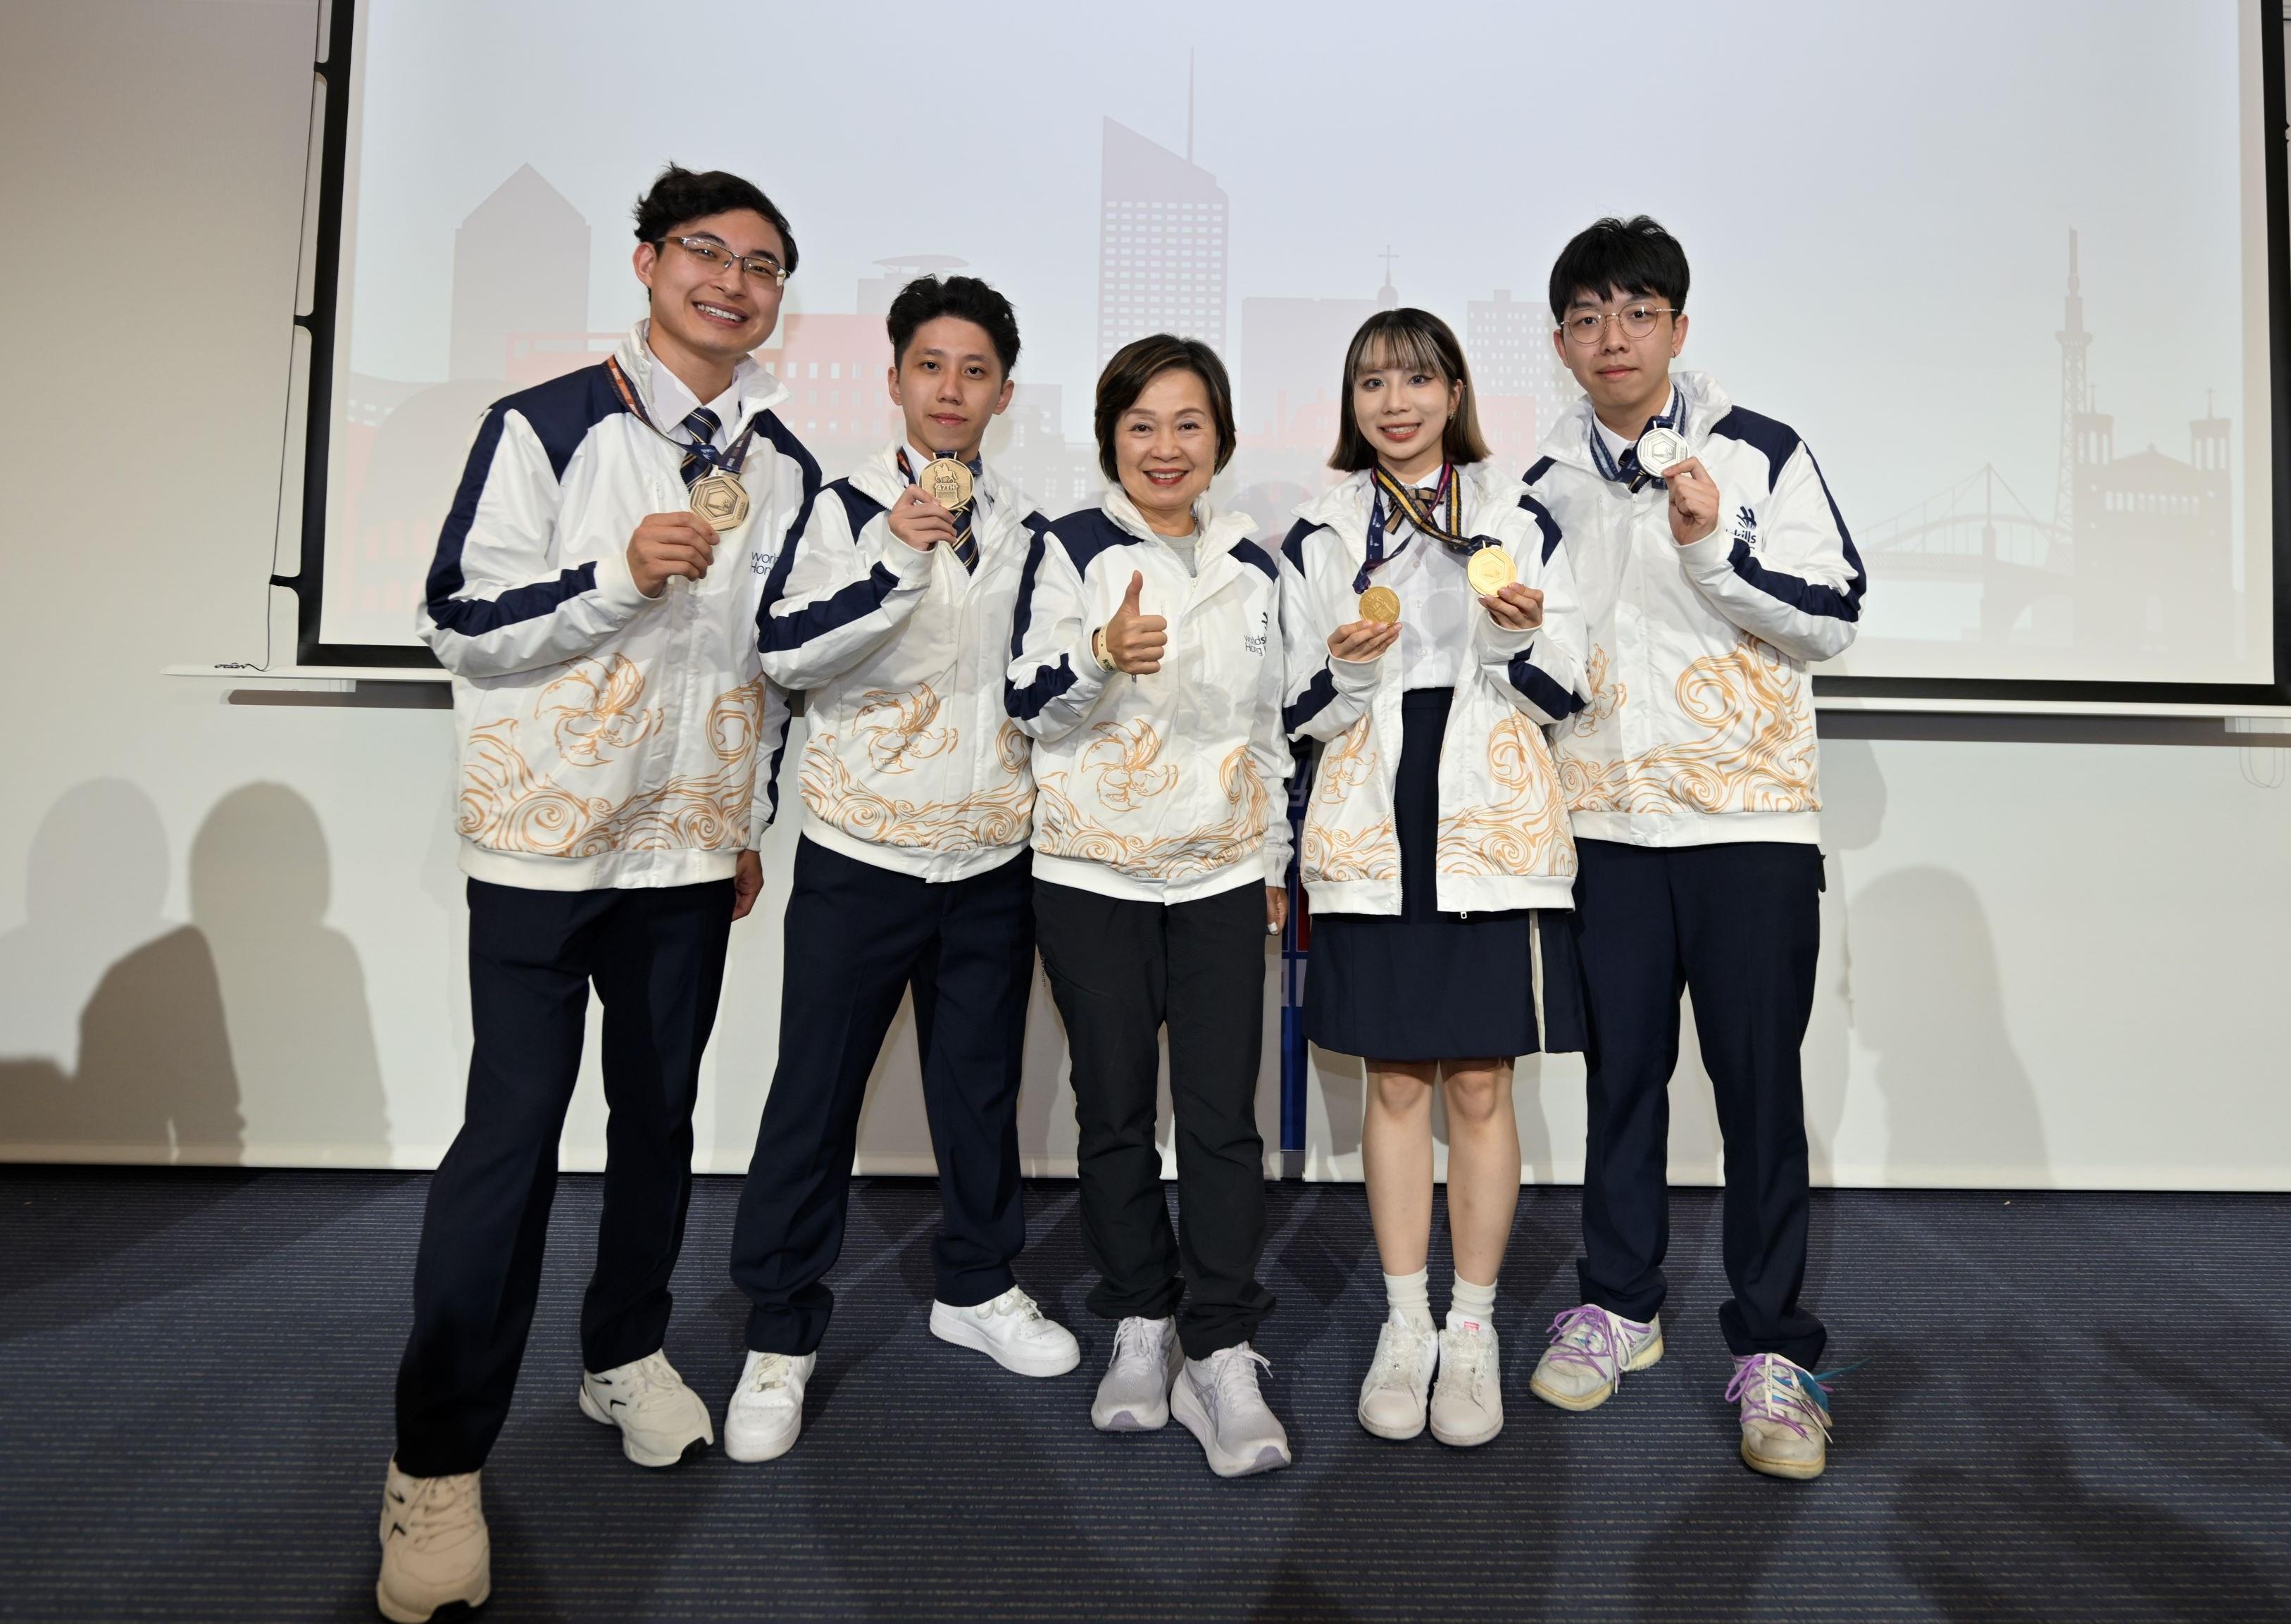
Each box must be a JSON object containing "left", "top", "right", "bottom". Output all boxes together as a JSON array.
[{"left": 1303, "top": 687, "right": 1586, "bottom": 1063}]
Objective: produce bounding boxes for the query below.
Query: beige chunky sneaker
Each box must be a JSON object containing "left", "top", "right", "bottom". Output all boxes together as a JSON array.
[
  {"left": 1729, "top": 1351, "right": 1834, "bottom": 1480},
  {"left": 375, "top": 1458, "right": 489, "bottom": 1623},
  {"left": 1529, "top": 1304, "right": 1663, "bottom": 1411}
]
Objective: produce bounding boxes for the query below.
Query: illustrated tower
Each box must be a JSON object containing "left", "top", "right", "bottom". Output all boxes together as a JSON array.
[{"left": 2054, "top": 228, "right": 2091, "bottom": 532}]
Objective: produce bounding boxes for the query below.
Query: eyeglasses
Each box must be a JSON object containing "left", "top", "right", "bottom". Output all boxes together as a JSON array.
[
  {"left": 658, "top": 235, "right": 789, "bottom": 287},
  {"left": 1559, "top": 304, "right": 1678, "bottom": 347}
]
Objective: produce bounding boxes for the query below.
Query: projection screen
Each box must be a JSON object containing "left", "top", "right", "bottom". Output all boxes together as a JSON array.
[{"left": 299, "top": 0, "right": 2291, "bottom": 708}]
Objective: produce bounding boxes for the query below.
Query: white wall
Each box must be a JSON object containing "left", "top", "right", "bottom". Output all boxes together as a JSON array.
[{"left": 3, "top": 0, "right": 2287, "bottom": 1189}]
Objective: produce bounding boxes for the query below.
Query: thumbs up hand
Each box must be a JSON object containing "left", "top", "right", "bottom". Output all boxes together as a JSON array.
[{"left": 1096, "top": 570, "right": 1169, "bottom": 675}]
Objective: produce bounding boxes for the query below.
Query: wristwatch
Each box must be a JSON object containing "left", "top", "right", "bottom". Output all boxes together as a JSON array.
[{"left": 1092, "top": 627, "right": 1120, "bottom": 673}]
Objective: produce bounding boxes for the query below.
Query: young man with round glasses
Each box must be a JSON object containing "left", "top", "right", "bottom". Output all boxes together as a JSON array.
[
  {"left": 377, "top": 164, "right": 812, "bottom": 1622},
  {"left": 1522, "top": 216, "right": 1867, "bottom": 1480}
]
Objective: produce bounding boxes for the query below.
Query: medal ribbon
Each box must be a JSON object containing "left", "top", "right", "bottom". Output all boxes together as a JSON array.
[
  {"left": 606, "top": 356, "right": 766, "bottom": 485},
  {"left": 1352, "top": 463, "right": 1502, "bottom": 594},
  {"left": 1587, "top": 385, "right": 1685, "bottom": 490},
  {"left": 896, "top": 447, "right": 984, "bottom": 572}
]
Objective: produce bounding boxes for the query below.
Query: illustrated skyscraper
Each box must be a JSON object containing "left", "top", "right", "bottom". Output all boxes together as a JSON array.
[
  {"left": 1097, "top": 118, "right": 1228, "bottom": 364},
  {"left": 449, "top": 164, "right": 589, "bottom": 381}
]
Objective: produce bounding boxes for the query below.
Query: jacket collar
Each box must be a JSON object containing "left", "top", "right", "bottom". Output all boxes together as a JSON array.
[
  {"left": 612, "top": 320, "right": 791, "bottom": 430},
  {"left": 1100, "top": 484, "right": 1255, "bottom": 558},
  {"left": 1292, "top": 460, "right": 1518, "bottom": 545},
  {"left": 1537, "top": 368, "right": 1733, "bottom": 475}
]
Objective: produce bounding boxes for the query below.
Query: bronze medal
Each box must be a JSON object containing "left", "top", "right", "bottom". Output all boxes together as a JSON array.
[
  {"left": 918, "top": 456, "right": 974, "bottom": 511},
  {"left": 689, "top": 470, "right": 750, "bottom": 533},
  {"left": 1466, "top": 546, "right": 1516, "bottom": 597},
  {"left": 1358, "top": 586, "right": 1402, "bottom": 625}
]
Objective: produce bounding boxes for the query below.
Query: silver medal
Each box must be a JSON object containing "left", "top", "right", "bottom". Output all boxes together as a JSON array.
[{"left": 1635, "top": 426, "right": 1690, "bottom": 478}]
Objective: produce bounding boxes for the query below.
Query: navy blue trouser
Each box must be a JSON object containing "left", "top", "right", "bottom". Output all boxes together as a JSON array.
[
  {"left": 396, "top": 877, "right": 733, "bottom": 1475},
  {"left": 732, "top": 837, "right": 1036, "bottom": 1354},
  {"left": 1571, "top": 839, "right": 1828, "bottom": 1367}
]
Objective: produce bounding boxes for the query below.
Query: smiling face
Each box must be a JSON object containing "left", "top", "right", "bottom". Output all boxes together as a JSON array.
[
  {"left": 1351, "top": 339, "right": 1462, "bottom": 485},
  {"left": 887, "top": 315, "right": 1013, "bottom": 463},
  {"left": 1113, "top": 367, "right": 1218, "bottom": 535},
  {"left": 1552, "top": 283, "right": 1688, "bottom": 435},
  {"left": 633, "top": 207, "right": 787, "bottom": 394}
]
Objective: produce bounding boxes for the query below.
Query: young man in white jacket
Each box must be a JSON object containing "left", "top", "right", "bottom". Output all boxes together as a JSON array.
[
  {"left": 723, "top": 276, "right": 1079, "bottom": 1466},
  {"left": 378, "top": 166, "right": 808, "bottom": 1623},
  {"left": 1520, "top": 217, "right": 1866, "bottom": 1480}
]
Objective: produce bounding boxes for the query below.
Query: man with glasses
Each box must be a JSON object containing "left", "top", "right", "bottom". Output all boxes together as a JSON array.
[
  {"left": 378, "top": 165, "right": 811, "bottom": 1623},
  {"left": 1520, "top": 216, "right": 1866, "bottom": 1480}
]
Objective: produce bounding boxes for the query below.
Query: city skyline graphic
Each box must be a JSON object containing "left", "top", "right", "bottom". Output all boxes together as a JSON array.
[{"left": 332, "top": 106, "right": 2251, "bottom": 677}]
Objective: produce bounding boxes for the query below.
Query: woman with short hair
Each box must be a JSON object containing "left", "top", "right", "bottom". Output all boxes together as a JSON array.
[{"left": 1006, "top": 333, "right": 1294, "bottom": 1478}]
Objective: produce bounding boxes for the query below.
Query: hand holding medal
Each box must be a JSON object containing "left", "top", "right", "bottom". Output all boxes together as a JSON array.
[
  {"left": 625, "top": 511, "right": 720, "bottom": 598},
  {"left": 887, "top": 485, "right": 959, "bottom": 554},
  {"left": 1662, "top": 454, "right": 1721, "bottom": 546}
]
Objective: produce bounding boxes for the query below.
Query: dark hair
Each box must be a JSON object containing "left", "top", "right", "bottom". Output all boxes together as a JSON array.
[
  {"left": 632, "top": 163, "right": 799, "bottom": 275},
  {"left": 1092, "top": 335, "right": 1237, "bottom": 485},
  {"left": 1547, "top": 215, "right": 1687, "bottom": 321},
  {"left": 1329, "top": 308, "right": 1491, "bottom": 473},
  {"left": 886, "top": 275, "right": 1021, "bottom": 375}
]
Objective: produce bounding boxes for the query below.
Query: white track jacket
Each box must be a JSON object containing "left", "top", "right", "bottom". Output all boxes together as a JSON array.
[
  {"left": 1281, "top": 462, "right": 1588, "bottom": 915},
  {"left": 1005, "top": 489, "right": 1293, "bottom": 904},
  {"left": 1525, "top": 370, "right": 1866, "bottom": 849},
  {"left": 417, "top": 323, "right": 805, "bottom": 890},
  {"left": 759, "top": 446, "right": 1048, "bottom": 882}
]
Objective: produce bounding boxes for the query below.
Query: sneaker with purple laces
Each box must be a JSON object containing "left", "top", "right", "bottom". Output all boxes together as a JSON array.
[
  {"left": 1728, "top": 1351, "right": 1833, "bottom": 1480},
  {"left": 1528, "top": 1304, "right": 1663, "bottom": 1412}
]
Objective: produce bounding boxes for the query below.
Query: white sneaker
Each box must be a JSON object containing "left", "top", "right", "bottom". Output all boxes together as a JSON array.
[
  {"left": 1092, "top": 1315, "right": 1182, "bottom": 1431},
  {"left": 577, "top": 1349, "right": 714, "bottom": 1468},
  {"left": 375, "top": 1459, "right": 489, "bottom": 1623},
  {"left": 1729, "top": 1351, "right": 1833, "bottom": 1480},
  {"left": 723, "top": 1349, "right": 816, "bottom": 1464},
  {"left": 1429, "top": 1318, "right": 1504, "bottom": 1447},
  {"left": 1355, "top": 1316, "right": 1439, "bottom": 1441},
  {"left": 1170, "top": 1343, "right": 1292, "bottom": 1478},
  {"left": 930, "top": 1285, "right": 1082, "bottom": 1377},
  {"left": 1529, "top": 1304, "right": 1664, "bottom": 1412}
]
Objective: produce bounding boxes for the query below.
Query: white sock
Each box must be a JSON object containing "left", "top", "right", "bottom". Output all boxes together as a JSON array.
[
  {"left": 1448, "top": 1275, "right": 1497, "bottom": 1334},
  {"left": 1383, "top": 1267, "right": 1435, "bottom": 1335}
]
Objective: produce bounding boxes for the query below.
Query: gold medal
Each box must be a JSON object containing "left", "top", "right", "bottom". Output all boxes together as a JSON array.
[
  {"left": 1358, "top": 586, "right": 1402, "bottom": 625},
  {"left": 688, "top": 470, "right": 750, "bottom": 532},
  {"left": 917, "top": 457, "right": 974, "bottom": 511},
  {"left": 1466, "top": 546, "right": 1516, "bottom": 597}
]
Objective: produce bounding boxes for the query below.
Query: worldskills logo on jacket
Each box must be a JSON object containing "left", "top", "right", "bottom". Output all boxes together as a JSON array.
[{"left": 1245, "top": 608, "right": 1270, "bottom": 657}]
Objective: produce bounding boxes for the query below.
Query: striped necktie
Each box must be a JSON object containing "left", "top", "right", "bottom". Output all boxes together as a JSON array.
[{"left": 678, "top": 408, "right": 723, "bottom": 488}]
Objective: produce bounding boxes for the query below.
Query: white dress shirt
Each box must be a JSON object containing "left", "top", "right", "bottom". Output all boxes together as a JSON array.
[{"left": 1376, "top": 482, "right": 1471, "bottom": 690}]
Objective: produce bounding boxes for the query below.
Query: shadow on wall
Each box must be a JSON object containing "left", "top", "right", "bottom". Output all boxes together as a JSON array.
[
  {"left": 0, "top": 780, "right": 388, "bottom": 1164},
  {"left": 190, "top": 782, "right": 387, "bottom": 1161},
  {"left": 1850, "top": 864, "right": 2049, "bottom": 1187},
  {"left": 0, "top": 779, "right": 241, "bottom": 1157},
  {"left": 1803, "top": 735, "right": 1887, "bottom": 1180}
]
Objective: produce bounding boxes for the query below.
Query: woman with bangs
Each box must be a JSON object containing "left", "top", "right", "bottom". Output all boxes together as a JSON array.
[{"left": 1279, "top": 308, "right": 1588, "bottom": 1448}]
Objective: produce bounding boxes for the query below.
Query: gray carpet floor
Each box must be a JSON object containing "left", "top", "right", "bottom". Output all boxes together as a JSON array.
[{"left": 1, "top": 1168, "right": 2285, "bottom": 1622}]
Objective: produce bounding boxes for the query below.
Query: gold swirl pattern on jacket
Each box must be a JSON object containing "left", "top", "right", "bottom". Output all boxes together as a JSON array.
[
  {"left": 800, "top": 718, "right": 1035, "bottom": 854},
  {"left": 1035, "top": 726, "right": 1269, "bottom": 881},
  {"left": 458, "top": 677, "right": 768, "bottom": 856},
  {"left": 1559, "top": 635, "right": 1818, "bottom": 816},
  {"left": 1437, "top": 711, "right": 1576, "bottom": 877},
  {"left": 855, "top": 682, "right": 958, "bottom": 774},
  {"left": 1301, "top": 717, "right": 1398, "bottom": 882},
  {"left": 537, "top": 655, "right": 659, "bottom": 767}
]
